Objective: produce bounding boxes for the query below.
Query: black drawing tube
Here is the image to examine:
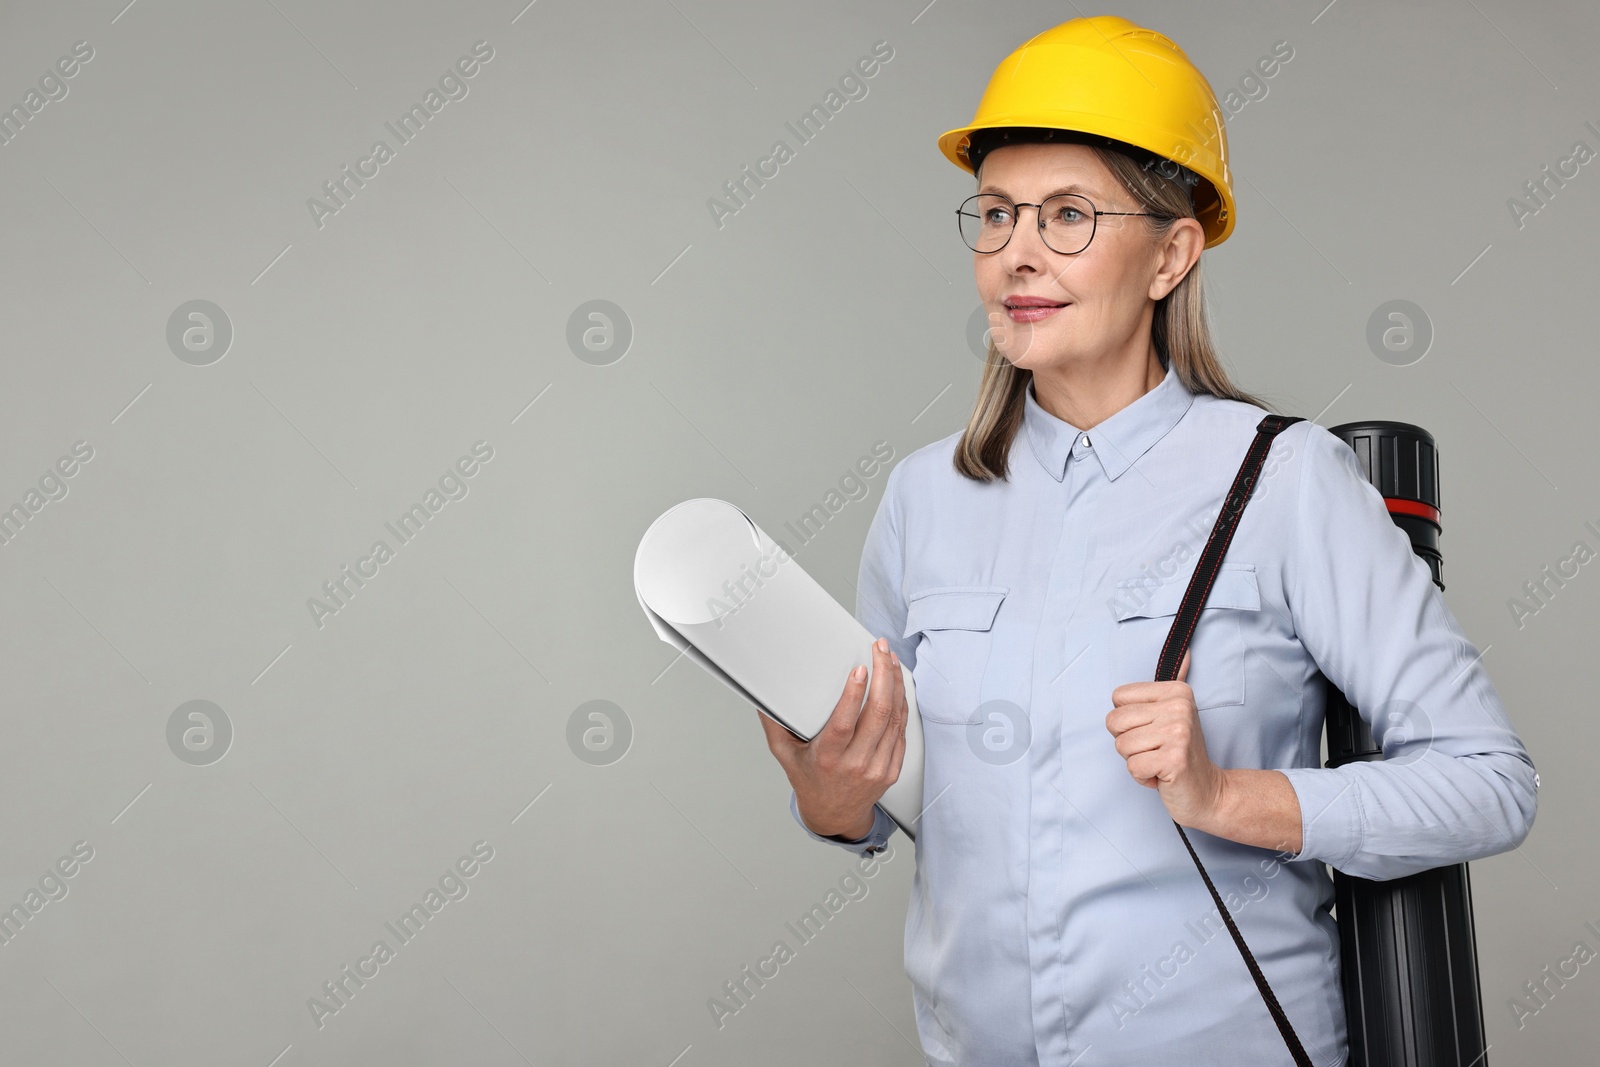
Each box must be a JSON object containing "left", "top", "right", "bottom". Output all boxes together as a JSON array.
[{"left": 1322, "top": 421, "right": 1488, "bottom": 1067}]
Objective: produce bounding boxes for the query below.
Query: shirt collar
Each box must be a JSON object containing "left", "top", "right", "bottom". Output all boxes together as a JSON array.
[{"left": 1023, "top": 360, "right": 1195, "bottom": 482}]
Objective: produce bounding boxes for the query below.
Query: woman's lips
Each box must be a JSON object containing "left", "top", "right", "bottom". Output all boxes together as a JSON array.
[{"left": 1005, "top": 302, "right": 1068, "bottom": 323}]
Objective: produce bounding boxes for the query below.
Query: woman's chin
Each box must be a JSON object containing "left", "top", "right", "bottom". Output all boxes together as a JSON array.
[{"left": 995, "top": 343, "right": 1067, "bottom": 372}]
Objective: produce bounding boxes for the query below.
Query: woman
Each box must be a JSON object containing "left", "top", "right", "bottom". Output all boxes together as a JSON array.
[{"left": 756, "top": 16, "right": 1538, "bottom": 1065}]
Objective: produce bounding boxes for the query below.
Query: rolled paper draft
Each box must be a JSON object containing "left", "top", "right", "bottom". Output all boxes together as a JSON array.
[{"left": 634, "top": 497, "right": 924, "bottom": 840}]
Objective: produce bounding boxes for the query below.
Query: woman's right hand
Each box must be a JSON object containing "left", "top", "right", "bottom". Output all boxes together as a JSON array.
[{"left": 756, "top": 637, "right": 909, "bottom": 841}]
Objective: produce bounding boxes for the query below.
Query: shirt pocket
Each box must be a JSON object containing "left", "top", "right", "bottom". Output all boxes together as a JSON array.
[
  {"left": 902, "top": 586, "right": 1008, "bottom": 725},
  {"left": 1107, "top": 562, "right": 1259, "bottom": 710}
]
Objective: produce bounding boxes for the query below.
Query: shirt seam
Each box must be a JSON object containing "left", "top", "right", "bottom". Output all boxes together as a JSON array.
[
  {"left": 1346, "top": 775, "right": 1369, "bottom": 869},
  {"left": 1285, "top": 422, "right": 1309, "bottom": 647}
]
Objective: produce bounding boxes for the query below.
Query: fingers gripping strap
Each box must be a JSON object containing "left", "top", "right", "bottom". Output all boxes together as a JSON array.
[{"left": 1156, "top": 414, "right": 1314, "bottom": 1066}]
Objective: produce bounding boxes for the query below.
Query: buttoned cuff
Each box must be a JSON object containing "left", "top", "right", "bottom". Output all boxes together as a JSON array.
[
  {"left": 1279, "top": 767, "right": 1364, "bottom": 869},
  {"left": 788, "top": 790, "right": 895, "bottom": 857}
]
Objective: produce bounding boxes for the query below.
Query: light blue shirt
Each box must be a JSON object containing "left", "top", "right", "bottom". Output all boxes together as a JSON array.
[{"left": 788, "top": 360, "right": 1538, "bottom": 1065}]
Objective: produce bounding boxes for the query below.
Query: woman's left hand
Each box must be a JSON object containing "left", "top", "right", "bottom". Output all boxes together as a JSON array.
[{"left": 1105, "top": 650, "right": 1227, "bottom": 828}]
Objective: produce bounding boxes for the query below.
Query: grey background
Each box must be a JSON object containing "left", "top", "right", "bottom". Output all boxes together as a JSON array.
[{"left": 0, "top": 0, "right": 1594, "bottom": 1063}]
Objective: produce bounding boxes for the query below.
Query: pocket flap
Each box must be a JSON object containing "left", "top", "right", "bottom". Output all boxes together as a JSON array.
[
  {"left": 1112, "top": 563, "right": 1259, "bottom": 621},
  {"left": 902, "top": 586, "right": 1008, "bottom": 638}
]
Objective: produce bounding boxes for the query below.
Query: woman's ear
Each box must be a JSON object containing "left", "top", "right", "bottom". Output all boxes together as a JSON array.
[{"left": 1149, "top": 217, "right": 1206, "bottom": 301}]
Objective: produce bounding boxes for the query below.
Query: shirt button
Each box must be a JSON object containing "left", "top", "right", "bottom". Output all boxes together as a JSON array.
[{"left": 1080, "top": 434, "right": 1091, "bottom": 448}]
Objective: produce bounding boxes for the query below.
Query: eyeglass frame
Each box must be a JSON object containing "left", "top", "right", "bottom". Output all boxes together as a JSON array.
[{"left": 955, "top": 192, "right": 1174, "bottom": 255}]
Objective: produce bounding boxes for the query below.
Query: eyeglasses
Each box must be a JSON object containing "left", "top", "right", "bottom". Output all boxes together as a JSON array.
[{"left": 956, "top": 193, "right": 1172, "bottom": 255}]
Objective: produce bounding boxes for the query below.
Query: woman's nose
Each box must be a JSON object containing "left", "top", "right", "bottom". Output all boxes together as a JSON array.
[{"left": 1001, "top": 204, "right": 1054, "bottom": 267}]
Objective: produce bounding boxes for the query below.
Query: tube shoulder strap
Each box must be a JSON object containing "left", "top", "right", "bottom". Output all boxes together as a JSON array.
[{"left": 1156, "top": 412, "right": 1313, "bottom": 1067}]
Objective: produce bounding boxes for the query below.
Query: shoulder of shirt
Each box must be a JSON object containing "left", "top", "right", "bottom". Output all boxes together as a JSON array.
[
  {"left": 878, "top": 426, "right": 965, "bottom": 489},
  {"left": 1187, "top": 391, "right": 1345, "bottom": 463},
  {"left": 1186, "top": 391, "right": 1365, "bottom": 520}
]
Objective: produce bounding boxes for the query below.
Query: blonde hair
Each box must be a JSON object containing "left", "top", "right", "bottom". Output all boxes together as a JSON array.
[{"left": 953, "top": 136, "right": 1282, "bottom": 482}]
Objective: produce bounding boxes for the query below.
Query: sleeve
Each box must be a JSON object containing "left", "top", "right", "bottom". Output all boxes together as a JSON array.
[
  {"left": 852, "top": 458, "right": 918, "bottom": 672},
  {"left": 786, "top": 457, "right": 910, "bottom": 856},
  {"left": 790, "top": 790, "right": 896, "bottom": 857},
  {"left": 1277, "top": 425, "right": 1539, "bottom": 881}
]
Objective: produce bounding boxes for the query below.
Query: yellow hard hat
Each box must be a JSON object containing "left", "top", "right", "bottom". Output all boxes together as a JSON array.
[{"left": 938, "top": 16, "right": 1235, "bottom": 247}]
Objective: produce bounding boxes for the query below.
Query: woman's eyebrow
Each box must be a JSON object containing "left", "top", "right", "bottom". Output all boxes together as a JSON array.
[{"left": 977, "top": 182, "right": 1096, "bottom": 198}]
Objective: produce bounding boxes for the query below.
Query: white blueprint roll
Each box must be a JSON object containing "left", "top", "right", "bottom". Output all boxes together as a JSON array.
[{"left": 633, "top": 498, "right": 923, "bottom": 840}]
